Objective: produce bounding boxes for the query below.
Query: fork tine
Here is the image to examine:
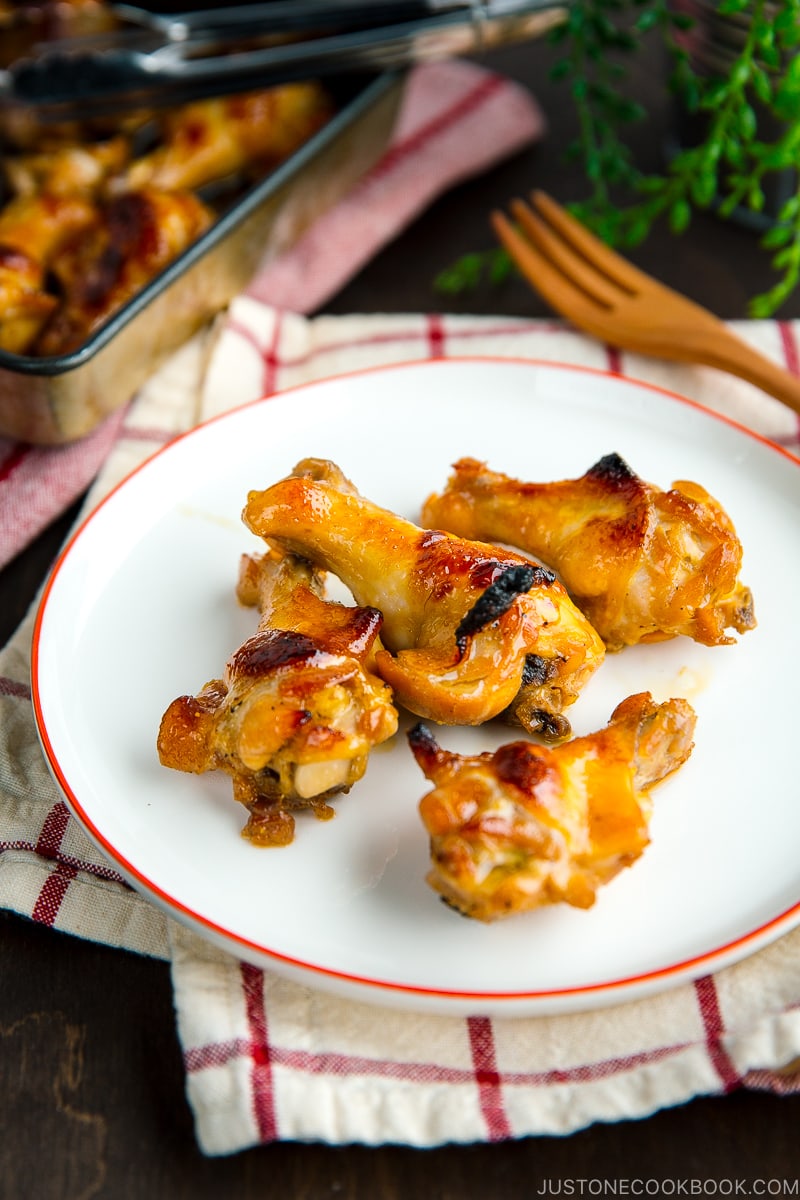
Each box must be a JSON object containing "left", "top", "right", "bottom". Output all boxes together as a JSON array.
[
  {"left": 510, "top": 198, "right": 621, "bottom": 309},
  {"left": 491, "top": 210, "right": 619, "bottom": 341},
  {"left": 531, "top": 190, "right": 655, "bottom": 295}
]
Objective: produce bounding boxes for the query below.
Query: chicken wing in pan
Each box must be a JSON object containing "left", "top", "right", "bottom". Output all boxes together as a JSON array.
[
  {"left": 35, "top": 186, "right": 212, "bottom": 355},
  {"left": 422, "top": 454, "right": 756, "bottom": 651},
  {"left": 242, "top": 458, "right": 605, "bottom": 736},
  {"left": 0, "top": 57, "right": 333, "bottom": 356},
  {"left": 115, "top": 84, "right": 334, "bottom": 195},
  {"left": 0, "top": 192, "right": 97, "bottom": 352},
  {"left": 157, "top": 548, "right": 398, "bottom": 847},
  {"left": 408, "top": 691, "right": 696, "bottom": 921}
]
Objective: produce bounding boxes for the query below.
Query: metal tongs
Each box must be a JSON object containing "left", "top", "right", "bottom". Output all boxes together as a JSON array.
[{"left": 0, "top": 0, "right": 567, "bottom": 118}]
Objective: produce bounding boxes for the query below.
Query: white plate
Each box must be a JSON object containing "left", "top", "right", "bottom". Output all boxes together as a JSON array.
[{"left": 32, "top": 359, "right": 800, "bottom": 1016}]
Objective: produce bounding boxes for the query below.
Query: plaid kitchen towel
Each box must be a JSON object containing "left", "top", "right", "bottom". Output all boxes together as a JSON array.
[
  {"left": 0, "top": 58, "right": 546, "bottom": 570},
  {"left": 1, "top": 303, "right": 799, "bottom": 1156}
]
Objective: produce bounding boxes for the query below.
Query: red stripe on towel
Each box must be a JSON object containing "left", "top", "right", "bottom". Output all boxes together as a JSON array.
[
  {"left": 368, "top": 75, "right": 507, "bottom": 184},
  {"left": 261, "top": 310, "right": 284, "bottom": 397},
  {"left": 0, "top": 676, "right": 31, "bottom": 699},
  {"left": 31, "top": 862, "right": 78, "bottom": 925},
  {"left": 467, "top": 1016, "right": 513, "bottom": 1141},
  {"left": 31, "top": 801, "right": 77, "bottom": 925},
  {"left": 427, "top": 312, "right": 446, "bottom": 359},
  {"left": 695, "top": 975, "right": 741, "bottom": 1092},
  {"left": 34, "top": 800, "right": 71, "bottom": 859},
  {"left": 241, "top": 963, "right": 279, "bottom": 1142}
]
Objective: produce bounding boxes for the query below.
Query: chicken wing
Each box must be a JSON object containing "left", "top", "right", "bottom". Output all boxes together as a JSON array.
[
  {"left": 35, "top": 186, "right": 212, "bottom": 355},
  {"left": 157, "top": 548, "right": 398, "bottom": 847},
  {"left": 0, "top": 192, "right": 97, "bottom": 352},
  {"left": 422, "top": 454, "right": 756, "bottom": 651},
  {"left": 242, "top": 459, "right": 605, "bottom": 736},
  {"left": 115, "top": 83, "right": 333, "bottom": 194},
  {"left": 408, "top": 691, "right": 696, "bottom": 921}
]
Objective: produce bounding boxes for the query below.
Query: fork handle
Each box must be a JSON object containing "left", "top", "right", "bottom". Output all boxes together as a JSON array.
[{"left": 698, "top": 326, "right": 800, "bottom": 418}]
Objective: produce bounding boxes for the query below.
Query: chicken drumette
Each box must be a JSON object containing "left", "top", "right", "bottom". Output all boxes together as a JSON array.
[
  {"left": 242, "top": 459, "right": 605, "bottom": 736},
  {"left": 408, "top": 691, "right": 696, "bottom": 921},
  {"left": 422, "top": 454, "right": 756, "bottom": 651},
  {"left": 157, "top": 548, "right": 398, "bottom": 847}
]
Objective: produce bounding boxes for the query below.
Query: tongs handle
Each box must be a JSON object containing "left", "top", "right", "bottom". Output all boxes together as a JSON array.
[
  {"left": 126, "top": 0, "right": 479, "bottom": 40},
  {"left": 0, "top": 0, "right": 566, "bottom": 117}
]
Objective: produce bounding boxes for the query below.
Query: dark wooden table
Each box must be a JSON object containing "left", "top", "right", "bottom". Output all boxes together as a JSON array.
[{"left": 3, "top": 37, "right": 799, "bottom": 1200}]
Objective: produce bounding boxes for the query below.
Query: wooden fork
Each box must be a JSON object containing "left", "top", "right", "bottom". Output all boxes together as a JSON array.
[{"left": 492, "top": 190, "right": 800, "bottom": 417}]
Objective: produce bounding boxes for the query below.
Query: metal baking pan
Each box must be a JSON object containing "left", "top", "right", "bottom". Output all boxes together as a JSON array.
[{"left": 0, "top": 70, "right": 404, "bottom": 444}]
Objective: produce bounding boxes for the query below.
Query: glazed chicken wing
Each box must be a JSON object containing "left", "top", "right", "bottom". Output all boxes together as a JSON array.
[
  {"left": 422, "top": 454, "right": 756, "bottom": 651},
  {"left": 157, "top": 549, "right": 398, "bottom": 847},
  {"left": 0, "top": 192, "right": 97, "bottom": 352},
  {"left": 243, "top": 459, "right": 605, "bottom": 736},
  {"left": 408, "top": 692, "right": 696, "bottom": 921},
  {"left": 115, "top": 83, "right": 333, "bottom": 194},
  {"left": 35, "top": 186, "right": 212, "bottom": 355}
]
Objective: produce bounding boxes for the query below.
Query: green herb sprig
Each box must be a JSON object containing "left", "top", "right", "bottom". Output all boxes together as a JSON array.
[{"left": 435, "top": 0, "right": 800, "bottom": 316}]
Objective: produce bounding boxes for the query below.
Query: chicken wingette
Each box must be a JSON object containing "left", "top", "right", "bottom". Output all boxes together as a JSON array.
[
  {"left": 115, "top": 84, "right": 333, "bottom": 194},
  {"left": 157, "top": 548, "right": 398, "bottom": 847},
  {"left": 422, "top": 454, "right": 756, "bottom": 651},
  {"left": 243, "top": 458, "right": 605, "bottom": 737},
  {"left": 408, "top": 691, "right": 696, "bottom": 921}
]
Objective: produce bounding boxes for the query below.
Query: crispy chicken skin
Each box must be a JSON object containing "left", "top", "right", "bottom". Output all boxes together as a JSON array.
[
  {"left": 157, "top": 549, "right": 398, "bottom": 847},
  {"left": 408, "top": 692, "right": 696, "bottom": 921},
  {"left": 421, "top": 454, "right": 756, "bottom": 652},
  {"left": 35, "top": 187, "right": 212, "bottom": 355},
  {"left": 242, "top": 459, "right": 605, "bottom": 736},
  {"left": 114, "top": 84, "right": 334, "bottom": 194}
]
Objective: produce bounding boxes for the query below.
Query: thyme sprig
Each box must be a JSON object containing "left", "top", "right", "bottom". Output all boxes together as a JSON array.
[{"left": 435, "top": 0, "right": 800, "bottom": 316}]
